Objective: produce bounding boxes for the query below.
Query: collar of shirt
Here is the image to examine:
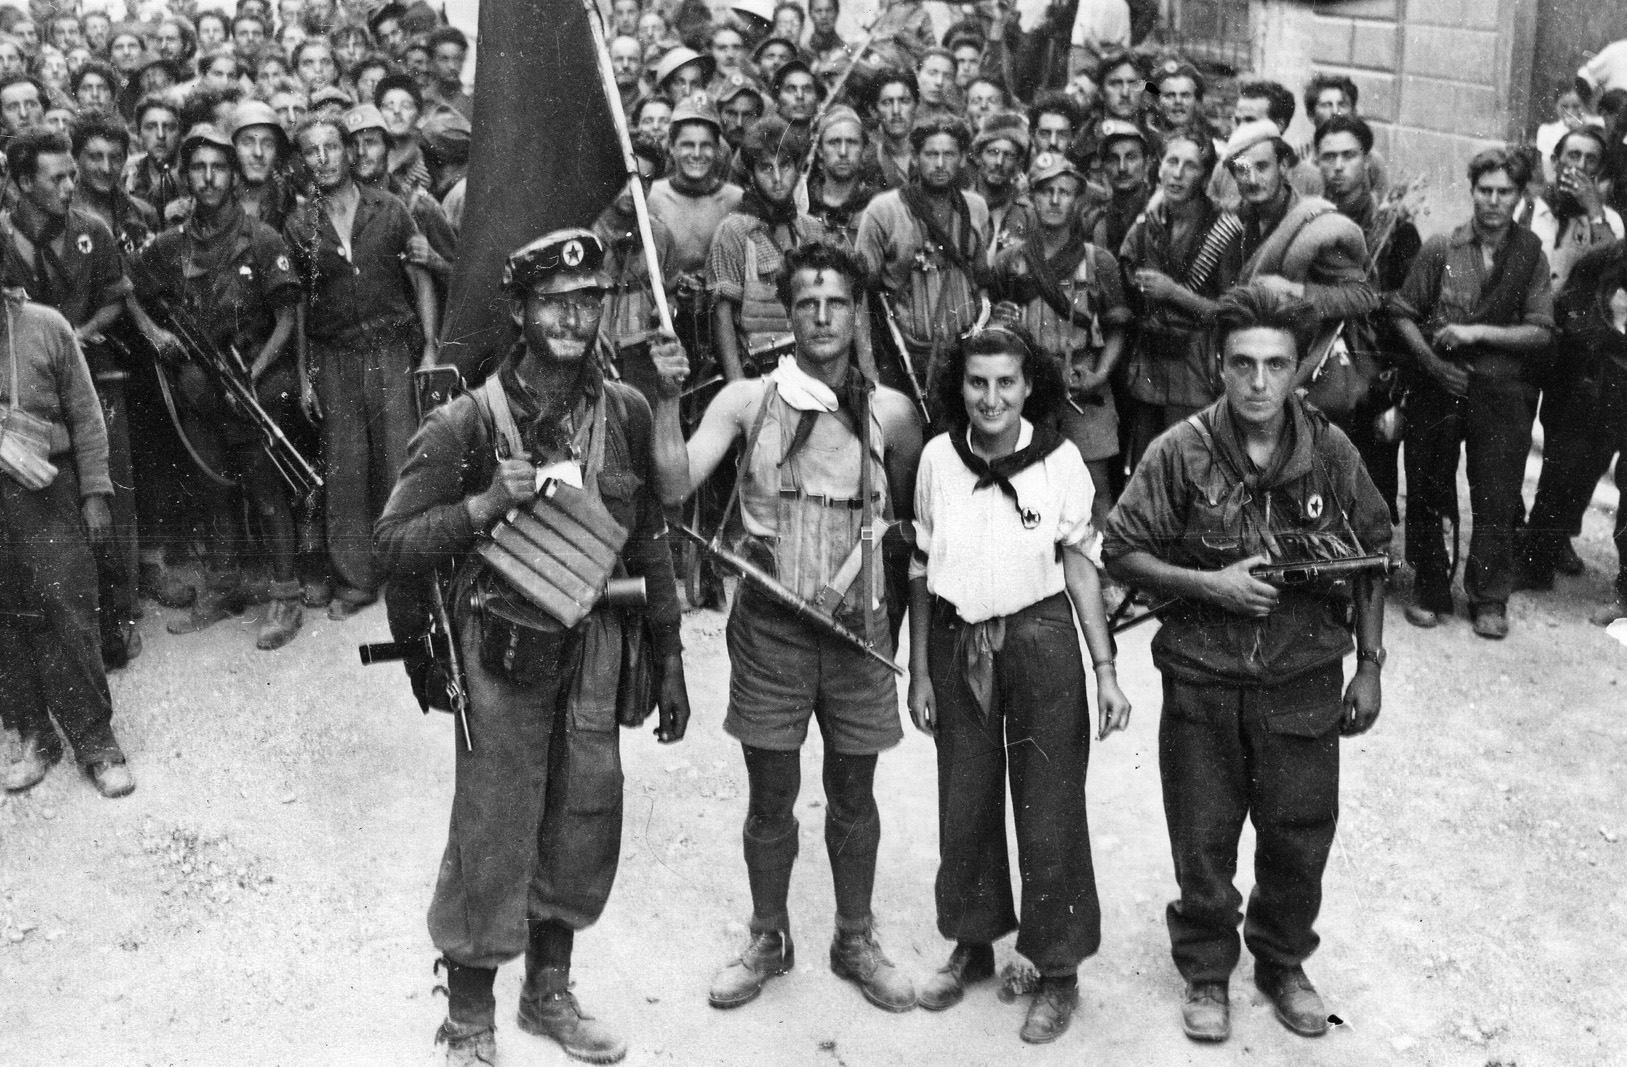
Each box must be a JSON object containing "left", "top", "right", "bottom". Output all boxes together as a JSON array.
[{"left": 966, "top": 417, "right": 1033, "bottom": 463}]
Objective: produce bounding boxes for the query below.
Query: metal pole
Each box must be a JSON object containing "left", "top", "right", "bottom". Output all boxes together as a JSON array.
[{"left": 581, "top": 0, "right": 676, "bottom": 336}]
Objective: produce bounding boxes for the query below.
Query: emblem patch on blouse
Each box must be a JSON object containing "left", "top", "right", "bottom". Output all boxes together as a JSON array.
[
  {"left": 76, "top": 234, "right": 93, "bottom": 254},
  {"left": 1021, "top": 507, "right": 1041, "bottom": 529},
  {"left": 276, "top": 254, "right": 291, "bottom": 272},
  {"left": 1305, "top": 493, "right": 1324, "bottom": 520}
]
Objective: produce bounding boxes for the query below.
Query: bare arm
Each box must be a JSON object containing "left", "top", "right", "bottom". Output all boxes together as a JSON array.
[
  {"left": 713, "top": 297, "right": 745, "bottom": 381},
  {"left": 1062, "top": 550, "right": 1131, "bottom": 740},
  {"left": 906, "top": 574, "right": 935, "bottom": 734},
  {"left": 875, "top": 388, "right": 924, "bottom": 520},
  {"left": 250, "top": 305, "right": 297, "bottom": 381},
  {"left": 651, "top": 377, "right": 758, "bottom": 506},
  {"left": 407, "top": 263, "right": 439, "bottom": 368},
  {"left": 75, "top": 299, "right": 124, "bottom": 344},
  {"left": 1341, "top": 569, "right": 1385, "bottom": 735}
]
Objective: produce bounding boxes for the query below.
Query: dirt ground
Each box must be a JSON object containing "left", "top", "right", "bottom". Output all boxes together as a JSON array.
[{"left": 3, "top": 472, "right": 1626, "bottom": 1067}]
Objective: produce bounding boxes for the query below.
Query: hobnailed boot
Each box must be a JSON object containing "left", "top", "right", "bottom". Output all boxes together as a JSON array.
[
  {"left": 709, "top": 929, "right": 794, "bottom": 1008},
  {"left": 257, "top": 583, "right": 304, "bottom": 650},
  {"left": 829, "top": 922, "right": 916, "bottom": 1012},
  {"left": 517, "top": 966, "right": 627, "bottom": 1064},
  {"left": 433, "top": 957, "right": 497, "bottom": 1066},
  {"left": 518, "top": 921, "right": 627, "bottom": 1064},
  {"left": 4, "top": 732, "right": 63, "bottom": 792},
  {"left": 918, "top": 942, "right": 995, "bottom": 1011},
  {"left": 167, "top": 570, "right": 248, "bottom": 635}
]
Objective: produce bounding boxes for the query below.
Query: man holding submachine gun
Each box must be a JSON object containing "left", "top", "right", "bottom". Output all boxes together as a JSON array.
[
  {"left": 374, "top": 228, "right": 690, "bottom": 1067},
  {"left": 1102, "top": 284, "right": 1390, "bottom": 1046}
]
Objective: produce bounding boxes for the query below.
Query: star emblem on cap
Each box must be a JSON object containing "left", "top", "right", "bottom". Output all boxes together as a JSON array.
[
  {"left": 730, "top": 73, "right": 744, "bottom": 85},
  {"left": 1034, "top": 152, "right": 1056, "bottom": 169},
  {"left": 562, "top": 240, "right": 584, "bottom": 267}
]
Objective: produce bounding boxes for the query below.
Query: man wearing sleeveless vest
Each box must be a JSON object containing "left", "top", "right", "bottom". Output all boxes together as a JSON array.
[
  {"left": 707, "top": 116, "right": 829, "bottom": 382},
  {"left": 650, "top": 241, "right": 926, "bottom": 1014},
  {"left": 375, "top": 230, "right": 692, "bottom": 1067}
]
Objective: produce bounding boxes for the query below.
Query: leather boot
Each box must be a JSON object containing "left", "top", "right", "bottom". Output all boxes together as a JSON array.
[
  {"left": 516, "top": 966, "right": 627, "bottom": 1064},
  {"left": 1255, "top": 965, "right": 1330, "bottom": 1037},
  {"left": 257, "top": 588, "right": 304, "bottom": 651},
  {"left": 167, "top": 577, "right": 248, "bottom": 635},
  {"left": 1019, "top": 976, "right": 1079, "bottom": 1044},
  {"left": 709, "top": 929, "right": 794, "bottom": 1009},
  {"left": 4, "top": 732, "right": 63, "bottom": 792},
  {"left": 518, "top": 921, "right": 627, "bottom": 1064},
  {"left": 918, "top": 942, "right": 994, "bottom": 1011},
  {"left": 829, "top": 922, "right": 916, "bottom": 1012},
  {"left": 1181, "top": 981, "right": 1230, "bottom": 1042}
]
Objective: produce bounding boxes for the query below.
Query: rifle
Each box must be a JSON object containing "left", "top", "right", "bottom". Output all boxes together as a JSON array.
[
  {"left": 874, "top": 292, "right": 931, "bottom": 425},
  {"left": 146, "top": 291, "right": 324, "bottom": 505},
  {"left": 675, "top": 522, "right": 904, "bottom": 676},
  {"left": 796, "top": 14, "right": 884, "bottom": 191},
  {"left": 1109, "top": 554, "right": 1391, "bottom": 634},
  {"left": 356, "top": 371, "right": 472, "bottom": 750}
]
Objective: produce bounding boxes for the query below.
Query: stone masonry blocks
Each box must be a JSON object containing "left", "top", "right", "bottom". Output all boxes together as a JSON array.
[
  {"left": 1312, "top": 16, "right": 1356, "bottom": 65},
  {"left": 1404, "top": 25, "right": 1498, "bottom": 82}
]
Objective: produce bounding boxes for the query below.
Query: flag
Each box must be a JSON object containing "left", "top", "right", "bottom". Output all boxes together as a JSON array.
[{"left": 439, "top": 0, "right": 625, "bottom": 378}]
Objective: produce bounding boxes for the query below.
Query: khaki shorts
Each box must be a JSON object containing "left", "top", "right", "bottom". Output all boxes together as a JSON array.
[{"left": 723, "top": 584, "right": 903, "bottom": 755}]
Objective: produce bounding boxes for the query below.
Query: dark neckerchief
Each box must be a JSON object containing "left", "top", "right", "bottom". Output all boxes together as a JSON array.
[
  {"left": 1013, "top": 222, "right": 1094, "bottom": 327},
  {"left": 499, "top": 341, "right": 606, "bottom": 462},
  {"left": 900, "top": 180, "right": 981, "bottom": 282},
  {"left": 946, "top": 418, "right": 1065, "bottom": 516},
  {"left": 10, "top": 206, "right": 68, "bottom": 308},
  {"left": 736, "top": 185, "right": 800, "bottom": 229}
]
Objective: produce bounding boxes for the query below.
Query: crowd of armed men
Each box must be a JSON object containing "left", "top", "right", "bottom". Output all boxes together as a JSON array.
[{"left": 5, "top": 0, "right": 1627, "bottom": 1063}]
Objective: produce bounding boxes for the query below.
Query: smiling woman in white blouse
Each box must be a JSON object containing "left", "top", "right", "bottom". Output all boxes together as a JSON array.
[{"left": 905, "top": 310, "right": 1131, "bottom": 1044}]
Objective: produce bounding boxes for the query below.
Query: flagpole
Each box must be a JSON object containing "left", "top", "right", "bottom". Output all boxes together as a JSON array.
[{"left": 581, "top": 0, "right": 676, "bottom": 337}]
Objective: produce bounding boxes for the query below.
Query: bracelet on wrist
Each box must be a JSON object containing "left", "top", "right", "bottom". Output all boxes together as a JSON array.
[{"left": 1092, "top": 660, "right": 1116, "bottom": 672}]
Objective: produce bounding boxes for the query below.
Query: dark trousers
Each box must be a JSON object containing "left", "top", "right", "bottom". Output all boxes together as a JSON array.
[
  {"left": 1158, "top": 667, "right": 1342, "bottom": 984},
  {"left": 928, "top": 593, "right": 1101, "bottom": 976},
  {"left": 1338, "top": 397, "right": 1401, "bottom": 527},
  {"left": 1403, "top": 375, "right": 1535, "bottom": 613},
  {"left": 0, "top": 469, "right": 122, "bottom": 766},
  {"left": 427, "top": 610, "right": 624, "bottom": 970},
  {"left": 125, "top": 359, "right": 197, "bottom": 562},
  {"left": 1526, "top": 361, "right": 1627, "bottom": 597},
  {"left": 314, "top": 332, "right": 417, "bottom": 601},
  {"left": 740, "top": 742, "right": 880, "bottom": 937}
]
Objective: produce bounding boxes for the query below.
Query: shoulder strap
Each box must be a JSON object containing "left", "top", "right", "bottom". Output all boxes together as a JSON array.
[
  {"left": 712, "top": 379, "right": 777, "bottom": 547},
  {"left": 474, "top": 374, "right": 526, "bottom": 459}
]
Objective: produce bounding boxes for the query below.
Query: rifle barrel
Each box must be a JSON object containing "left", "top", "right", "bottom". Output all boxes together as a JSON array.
[{"left": 676, "top": 523, "right": 904, "bottom": 676}]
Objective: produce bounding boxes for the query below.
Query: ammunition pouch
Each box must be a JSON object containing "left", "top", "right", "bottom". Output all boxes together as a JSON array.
[{"left": 475, "top": 583, "right": 584, "bottom": 688}]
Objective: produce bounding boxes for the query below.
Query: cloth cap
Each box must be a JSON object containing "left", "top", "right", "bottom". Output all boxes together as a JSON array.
[
  {"left": 668, "top": 91, "right": 722, "bottom": 135},
  {"left": 771, "top": 57, "right": 815, "bottom": 92},
  {"left": 1150, "top": 58, "right": 1203, "bottom": 92},
  {"left": 741, "top": 114, "right": 808, "bottom": 165},
  {"left": 342, "top": 103, "right": 388, "bottom": 136},
  {"left": 1097, "top": 118, "right": 1146, "bottom": 151},
  {"left": 716, "top": 71, "right": 766, "bottom": 106},
  {"left": 311, "top": 85, "right": 355, "bottom": 109},
  {"left": 972, "top": 111, "right": 1030, "bottom": 156},
  {"left": 420, "top": 107, "right": 472, "bottom": 162},
  {"left": 1222, "top": 118, "right": 1288, "bottom": 164},
  {"left": 654, "top": 46, "right": 717, "bottom": 90},
  {"left": 230, "top": 98, "right": 289, "bottom": 142},
  {"left": 816, "top": 104, "right": 864, "bottom": 142},
  {"left": 751, "top": 35, "right": 797, "bottom": 63},
  {"left": 178, "top": 123, "right": 233, "bottom": 167},
  {"left": 1028, "top": 150, "right": 1080, "bottom": 187},
  {"left": 503, "top": 229, "right": 612, "bottom": 296}
]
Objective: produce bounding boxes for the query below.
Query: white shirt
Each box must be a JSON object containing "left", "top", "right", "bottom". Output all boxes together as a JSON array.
[
  {"left": 911, "top": 421, "right": 1099, "bottom": 624},
  {"left": 1527, "top": 196, "right": 1625, "bottom": 291},
  {"left": 1069, "top": 0, "right": 1132, "bottom": 50}
]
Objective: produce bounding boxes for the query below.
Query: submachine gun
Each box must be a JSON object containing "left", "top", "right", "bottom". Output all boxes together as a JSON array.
[{"left": 1109, "top": 554, "right": 1392, "bottom": 635}]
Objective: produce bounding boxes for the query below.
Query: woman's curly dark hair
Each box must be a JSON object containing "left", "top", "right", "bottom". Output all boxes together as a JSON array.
[{"left": 928, "top": 311, "right": 1067, "bottom": 432}]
